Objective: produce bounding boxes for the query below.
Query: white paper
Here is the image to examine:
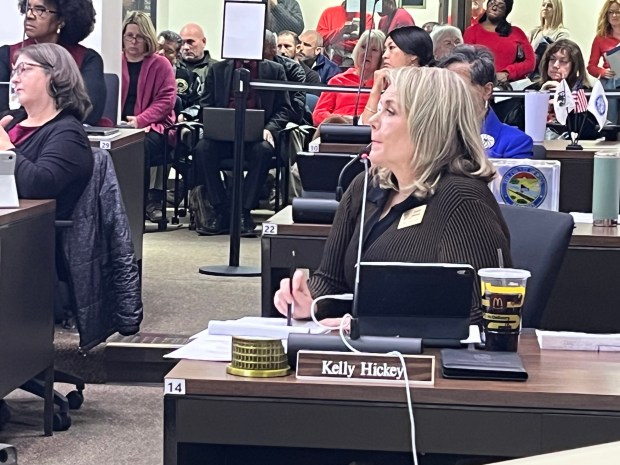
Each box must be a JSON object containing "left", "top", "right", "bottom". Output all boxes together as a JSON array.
[
  {"left": 345, "top": 0, "right": 382, "bottom": 14},
  {"left": 525, "top": 91, "right": 550, "bottom": 143},
  {"left": 462, "top": 325, "right": 482, "bottom": 344},
  {"left": 164, "top": 335, "right": 234, "bottom": 361},
  {"left": 606, "top": 46, "right": 620, "bottom": 75},
  {"left": 536, "top": 329, "right": 620, "bottom": 351},
  {"left": 570, "top": 212, "right": 620, "bottom": 223},
  {"left": 221, "top": 2, "right": 265, "bottom": 60},
  {"left": 205, "top": 316, "right": 328, "bottom": 340}
]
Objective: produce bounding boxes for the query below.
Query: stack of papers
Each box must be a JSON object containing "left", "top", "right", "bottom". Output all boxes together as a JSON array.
[
  {"left": 570, "top": 212, "right": 620, "bottom": 224},
  {"left": 164, "top": 317, "right": 328, "bottom": 362},
  {"left": 536, "top": 330, "right": 620, "bottom": 351}
]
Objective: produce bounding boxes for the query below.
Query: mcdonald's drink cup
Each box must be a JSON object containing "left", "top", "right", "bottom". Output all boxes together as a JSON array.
[{"left": 478, "top": 268, "right": 531, "bottom": 352}]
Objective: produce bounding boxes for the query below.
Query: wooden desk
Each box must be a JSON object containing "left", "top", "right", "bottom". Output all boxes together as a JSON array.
[
  {"left": 542, "top": 139, "right": 620, "bottom": 213},
  {"left": 90, "top": 129, "right": 145, "bottom": 262},
  {"left": 261, "top": 208, "right": 620, "bottom": 333},
  {"left": 163, "top": 334, "right": 620, "bottom": 465},
  {"left": 0, "top": 200, "right": 56, "bottom": 435}
]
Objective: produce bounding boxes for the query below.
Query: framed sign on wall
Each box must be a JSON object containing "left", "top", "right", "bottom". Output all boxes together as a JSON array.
[
  {"left": 123, "top": 0, "right": 157, "bottom": 27},
  {"left": 402, "top": 0, "right": 426, "bottom": 7}
]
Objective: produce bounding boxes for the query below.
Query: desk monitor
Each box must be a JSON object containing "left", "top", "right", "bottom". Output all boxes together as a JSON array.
[
  {"left": 356, "top": 262, "right": 475, "bottom": 347},
  {"left": 202, "top": 108, "right": 264, "bottom": 142},
  {"left": 296, "top": 152, "right": 364, "bottom": 199},
  {"left": 0, "top": 151, "right": 19, "bottom": 208}
]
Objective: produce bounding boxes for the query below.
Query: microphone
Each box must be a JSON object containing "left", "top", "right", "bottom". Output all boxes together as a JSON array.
[
  {"left": 336, "top": 143, "right": 371, "bottom": 201},
  {"left": 352, "top": 0, "right": 380, "bottom": 126},
  {"left": 349, "top": 151, "right": 371, "bottom": 339}
]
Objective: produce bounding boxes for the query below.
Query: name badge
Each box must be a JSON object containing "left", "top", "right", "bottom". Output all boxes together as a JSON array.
[{"left": 398, "top": 205, "right": 426, "bottom": 229}]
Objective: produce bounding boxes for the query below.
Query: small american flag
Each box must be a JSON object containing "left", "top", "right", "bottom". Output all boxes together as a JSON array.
[{"left": 572, "top": 88, "right": 588, "bottom": 113}]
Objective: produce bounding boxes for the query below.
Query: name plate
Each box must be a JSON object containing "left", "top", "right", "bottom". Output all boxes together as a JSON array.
[{"left": 296, "top": 350, "right": 435, "bottom": 386}]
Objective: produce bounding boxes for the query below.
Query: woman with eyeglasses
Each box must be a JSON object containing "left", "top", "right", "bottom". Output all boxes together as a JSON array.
[
  {"left": 588, "top": 0, "right": 620, "bottom": 124},
  {"left": 0, "top": 0, "right": 106, "bottom": 125},
  {"left": 0, "top": 43, "right": 93, "bottom": 220},
  {"left": 121, "top": 11, "right": 176, "bottom": 224},
  {"left": 463, "top": 0, "right": 535, "bottom": 83}
]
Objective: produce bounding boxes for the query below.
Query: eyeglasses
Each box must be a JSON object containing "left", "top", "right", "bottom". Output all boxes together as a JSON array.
[
  {"left": 608, "top": 9, "right": 620, "bottom": 16},
  {"left": 123, "top": 33, "right": 146, "bottom": 44},
  {"left": 549, "top": 57, "right": 570, "bottom": 67},
  {"left": 10, "top": 61, "right": 51, "bottom": 78},
  {"left": 487, "top": 0, "right": 507, "bottom": 10},
  {"left": 23, "top": 5, "right": 58, "bottom": 19}
]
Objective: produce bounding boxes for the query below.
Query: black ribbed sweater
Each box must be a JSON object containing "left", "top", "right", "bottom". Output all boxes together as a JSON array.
[{"left": 307, "top": 173, "right": 512, "bottom": 323}]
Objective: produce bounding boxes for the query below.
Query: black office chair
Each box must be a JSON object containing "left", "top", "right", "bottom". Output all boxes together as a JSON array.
[
  {"left": 532, "top": 144, "right": 547, "bottom": 159},
  {"left": 102, "top": 73, "right": 120, "bottom": 125},
  {"left": 499, "top": 205, "right": 574, "bottom": 328}
]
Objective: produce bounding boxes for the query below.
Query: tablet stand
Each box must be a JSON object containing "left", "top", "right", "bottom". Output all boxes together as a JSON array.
[{"left": 199, "top": 67, "right": 260, "bottom": 277}]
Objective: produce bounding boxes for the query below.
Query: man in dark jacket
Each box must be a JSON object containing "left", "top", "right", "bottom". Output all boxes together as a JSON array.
[
  {"left": 177, "top": 23, "right": 217, "bottom": 121},
  {"left": 278, "top": 30, "right": 322, "bottom": 96},
  {"left": 192, "top": 56, "right": 293, "bottom": 236},
  {"left": 298, "top": 30, "right": 341, "bottom": 84}
]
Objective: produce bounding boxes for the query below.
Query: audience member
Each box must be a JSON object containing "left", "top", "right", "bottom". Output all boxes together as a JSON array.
[
  {"left": 298, "top": 30, "right": 341, "bottom": 83},
  {"left": 529, "top": 0, "right": 569, "bottom": 79},
  {"left": 464, "top": 0, "right": 535, "bottom": 83},
  {"left": 316, "top": 0, "right": 374, "bottom": 67},
  {"left": 313, "top": 29, "right": 385, "bottom": 126},
  {"left": 192, "top": 51, "right": 292, "bottom": 237},
  {"left": 265, "top": 31, "right": 307, "bottom": 125},
  {"left": 122, "top": 0, "right": 135, "bottom": 19},
  {"left": 277, "top": 30, "right": 321, "bottom": 88},
  {"left": 0, "top": 43, "right": 93, "bottom": 220},
  {"left": 157, "top": 30, "right": 194, "bottom": 111},
  {"left": 431, "top": 25, "right": 464, "bottom": 60},
  {"left": 439, "top": 45, "right": 533, "bottom": 159},
  {"left": 421, "top": 21, "right": 439, "bottom": 33},
  {"left": 268, "top": 0, "right": 304, "bottom": 35},
  {"left": 361, "top": 26, "right": 432, "bottom": 122},
  {"left": 471, "top": 0, "right": 485, "bottom": 26},
  {"left": 274, "top": 66, "right": 511, "bottom": 324},
  {"left": 121, "top": 12, "right": 176, "bottom": 223},
  {"left": 588, "top": 0, "right": 620, "bottom": 124},
  {"left": 378, "top": 0, "right": 415, "bottom": 35},
  {"left": 177, "top": 23, "right": 217, "bottom": 121},
  {"left": 529, "top": 39, "right": 598, "bottom": 139},
  {"left": 0, "top": 0, "right": 106, "bottom": 125},
  {"left": 530, "top": 0, "right": 569, "bottom": 47}
]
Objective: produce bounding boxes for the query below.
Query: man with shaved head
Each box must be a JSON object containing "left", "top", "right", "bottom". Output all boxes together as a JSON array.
[
  {"left": 298, "top": 30, "right": 340, "bottom": 83},
  {"left": 178, "top": 23, "right": 217, "bottom": 120}
]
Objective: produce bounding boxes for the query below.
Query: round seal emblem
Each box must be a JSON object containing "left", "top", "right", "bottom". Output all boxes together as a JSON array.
[
  {"left": 481, "top": 133, "right": 495, "bottom": 149},
  {"left": 595, "top": 95, "right": 607, "bottom": 115},
  {"left": 176, "top": 78, "right": 190, "bottom": 95},
  {"left": 500, "top": 165, "right": 547, "bottom": 208}
]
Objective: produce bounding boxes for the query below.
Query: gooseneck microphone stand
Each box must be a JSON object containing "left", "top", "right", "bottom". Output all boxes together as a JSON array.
[{"left": 199, "top": 67, "right": 261, "bottom": 277}]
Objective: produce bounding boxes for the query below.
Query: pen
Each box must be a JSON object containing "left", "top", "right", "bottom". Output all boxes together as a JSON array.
[{"left": 287, "top": 250, "right": 295, "bottom": 326}]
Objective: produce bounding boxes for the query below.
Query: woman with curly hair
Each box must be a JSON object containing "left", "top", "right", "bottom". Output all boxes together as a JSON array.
[{"left": 0, "top": 0, "right": 106, "bottom": 125}]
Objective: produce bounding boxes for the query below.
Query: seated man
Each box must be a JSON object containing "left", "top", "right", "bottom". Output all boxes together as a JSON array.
[
  {"left": 157, "top": 30, "right": 196, "bottom": 112},
  {"left": 298, "top": 30, "right": 340, "bottom": 84},
  {"left": 277, "top": 30, "right": 322, "bottom": 93},
  {"left": 438, "top": 45, "right": 533, "bottom": 159},
  {"left": 193, "top": 56, "right": 293, "bottom": 237},
  {"left": 177, "top": 23, "right": 218, "bottom": 121}
]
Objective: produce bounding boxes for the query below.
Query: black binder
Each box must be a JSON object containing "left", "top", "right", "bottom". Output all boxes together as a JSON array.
[{"left": 441, "top": 349, "right": 528, "bottom": 381}]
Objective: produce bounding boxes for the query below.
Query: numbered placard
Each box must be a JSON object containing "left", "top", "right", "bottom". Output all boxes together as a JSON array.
[
  {"left": 164, "top": 378, "right": 186, "bottom": 395},
  {"left": 99, "top": 141, "right": 111, "bottom": 150},
  {"left": 262, "top": 223, "right": 278, "bottom": 235}
]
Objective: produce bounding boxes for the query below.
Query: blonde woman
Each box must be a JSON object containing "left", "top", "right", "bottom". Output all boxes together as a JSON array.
[
  {"left": 275, "top": 66, "right": 511, "bottom": 324},
  {"left": 529, "top": 0, "right": 569, "bottom": 49},
  {"left": 588, "top": 0, "right": 620, "bottom": 124},
  {"left": 121, "top": 11, "right": 176, "bottom": 222}
]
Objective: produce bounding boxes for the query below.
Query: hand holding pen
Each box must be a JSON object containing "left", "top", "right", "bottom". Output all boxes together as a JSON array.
[{"left": 274, "top": 269, "right": 313, "bottom": 321}]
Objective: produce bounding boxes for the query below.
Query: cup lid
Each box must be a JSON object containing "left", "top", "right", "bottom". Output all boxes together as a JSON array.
[{"left": 478, "top": 268, "right": 531, "bottom": 279}]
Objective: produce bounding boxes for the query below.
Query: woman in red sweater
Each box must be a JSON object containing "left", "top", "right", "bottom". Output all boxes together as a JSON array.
[
  {"left": 463, "top": 0, "right": 535, "bottom": 83},
  {"left": 312, "top": 29, "right": 385, "bottom": 126},
  {"left": 588, "top": 0, "right": 620, "bottom": 124}
]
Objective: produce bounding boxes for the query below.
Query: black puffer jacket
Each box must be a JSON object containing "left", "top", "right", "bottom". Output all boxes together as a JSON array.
[{"left": 60, "top": 148, "right": 143, "bottom": 351}]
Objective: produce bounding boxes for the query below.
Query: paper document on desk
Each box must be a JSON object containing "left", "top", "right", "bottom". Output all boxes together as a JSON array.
[
  {"left": 570, "top": 212, "right": 620, "bottom": 224},
  {"left": 605, "top": 44, "right": 620, "bottom": 74},
  {"left": 164, "top": 335, "right": 234, "bottom": 361},
  {"left": 192, "top": 316, "right": 328, "bottom": 341},
  {"left": 536, "top": 330, "right": 620, "bottom": 351}
]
